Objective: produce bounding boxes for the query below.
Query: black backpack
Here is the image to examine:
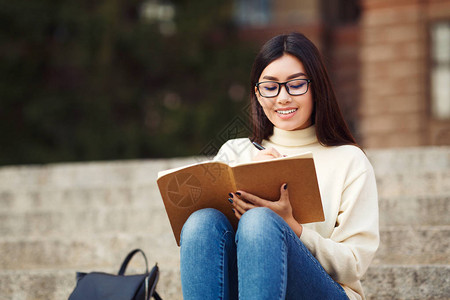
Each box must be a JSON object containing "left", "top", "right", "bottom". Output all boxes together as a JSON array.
[{"left": 68, "top": 249, "right": 162, "bottom": 300}]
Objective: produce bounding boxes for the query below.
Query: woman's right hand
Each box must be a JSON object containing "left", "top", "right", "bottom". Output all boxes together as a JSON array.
[{"left": 252, "top": 147, "right": 283, "bottom": 161}]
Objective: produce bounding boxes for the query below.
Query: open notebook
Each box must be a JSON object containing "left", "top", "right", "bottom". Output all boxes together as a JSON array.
[{"left": 157, "top": 152, "right": 324, "bottom": 246}]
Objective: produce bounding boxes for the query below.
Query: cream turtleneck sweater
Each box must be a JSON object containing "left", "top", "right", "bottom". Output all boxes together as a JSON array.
[{"left": 214, "top": 125, "right": 379, "bottom": 300}]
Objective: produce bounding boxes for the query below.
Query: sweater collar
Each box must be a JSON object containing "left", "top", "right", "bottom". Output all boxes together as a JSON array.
[{"left": 268, "top": 125, "right": 318, "bottom": 147}]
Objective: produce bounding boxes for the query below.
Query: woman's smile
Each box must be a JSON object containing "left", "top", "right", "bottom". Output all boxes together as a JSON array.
[{"left": 275, "top": 107, "right": 298, "bottom": 119}]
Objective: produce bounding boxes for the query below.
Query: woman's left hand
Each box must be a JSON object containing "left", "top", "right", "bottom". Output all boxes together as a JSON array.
[{"left": 230, "top": 183, "right": 303, "bottom": 237}]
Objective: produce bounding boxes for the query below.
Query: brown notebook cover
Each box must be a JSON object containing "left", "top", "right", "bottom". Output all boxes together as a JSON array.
[{"left": 157, "top": 152, "right": 324, "bottom": 246}]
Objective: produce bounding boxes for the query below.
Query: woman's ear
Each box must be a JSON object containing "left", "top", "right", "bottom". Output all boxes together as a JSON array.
[{"left": 254, "top": 86, "right": 262, "bottom": 103}]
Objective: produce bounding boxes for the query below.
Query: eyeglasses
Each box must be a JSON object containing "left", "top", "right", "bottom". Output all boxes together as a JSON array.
[{"left": 256, "top": 79, "right": 312, "bottom": 98}]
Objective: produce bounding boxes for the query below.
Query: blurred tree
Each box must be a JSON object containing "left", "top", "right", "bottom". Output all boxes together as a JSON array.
[{"left": 0, "top": 0, "right": 257, "bottom": 165}]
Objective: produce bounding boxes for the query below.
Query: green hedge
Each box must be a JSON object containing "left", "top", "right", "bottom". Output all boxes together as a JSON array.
[{"left": 0, "top": 0, "right": 257, "bottom": 165}]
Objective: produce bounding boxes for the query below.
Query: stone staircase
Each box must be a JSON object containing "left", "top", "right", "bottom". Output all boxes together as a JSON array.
[{"left": 0, "top": 147, "right": 449, "bottom": 300}]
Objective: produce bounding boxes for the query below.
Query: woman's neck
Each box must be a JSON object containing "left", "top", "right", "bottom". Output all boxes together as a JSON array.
[{"left": 268, "top": 125, "right": 318, "bottom": 147}]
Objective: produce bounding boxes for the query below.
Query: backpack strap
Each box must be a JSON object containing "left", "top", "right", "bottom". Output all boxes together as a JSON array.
[
  {"left": 118, "top": 249, "right": 149, "bottom": 275},
  {"left": 118, "top": 249, "right": 162, "bottom": 299},
  {"left": 153, "top": 291, "right": 163, "bottom": 300}
]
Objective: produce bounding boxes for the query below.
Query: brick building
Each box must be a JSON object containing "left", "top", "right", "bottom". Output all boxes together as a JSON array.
[{"left": 235, "top": 0, "right": 450, "bottom": 148}]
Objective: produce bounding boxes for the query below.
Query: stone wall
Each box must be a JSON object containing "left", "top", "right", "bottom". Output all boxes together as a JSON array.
[{"left": 359, "top": 0, "right": 450, "bottom": 147}]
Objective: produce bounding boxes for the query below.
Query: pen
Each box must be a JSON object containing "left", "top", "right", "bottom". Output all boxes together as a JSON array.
[{"left": 252, "top": 141, "right": 265, "bottom": 150}]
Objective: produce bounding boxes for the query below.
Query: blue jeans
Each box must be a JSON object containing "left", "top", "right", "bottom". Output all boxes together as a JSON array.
[{"left": 180, "top": 207, "right": 349, "bottom": 300}]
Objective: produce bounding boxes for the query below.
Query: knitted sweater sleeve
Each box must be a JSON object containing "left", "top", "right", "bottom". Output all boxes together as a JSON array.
[{"left": 300, "top": 154, "right": 380, "bottom": 285}]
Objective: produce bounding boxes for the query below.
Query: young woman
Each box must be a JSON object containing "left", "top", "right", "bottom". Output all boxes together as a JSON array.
[{"left": 179, "top": 32, "right": 379, "bottom": 300}]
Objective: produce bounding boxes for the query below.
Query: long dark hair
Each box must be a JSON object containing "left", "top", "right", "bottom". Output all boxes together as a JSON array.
[{"left": 250, "top": 32, "right": 357, "bottom": 147}]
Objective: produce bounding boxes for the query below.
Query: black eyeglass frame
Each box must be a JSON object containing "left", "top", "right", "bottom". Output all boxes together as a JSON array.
[{"left": 255, "top": 79, "right": 312, "bottom": 98}]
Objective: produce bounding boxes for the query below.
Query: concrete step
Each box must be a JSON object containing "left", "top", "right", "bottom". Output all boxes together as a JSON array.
[
  {"left": 0, "top": 264, "right": 448, "bottom": 300},
  {"left": 1, "top": 193, "right": 448, "bottom": 238},
  {"left": 2, "top": 177, "right": 447, "bottom": 214},
  {"left": 379, "top": 194, "right": 450, "bottom": 226},
  {"left": 0, "top": 185, "right": 163, "bottom": 213},
  {"left": 0, "top": 147, "right": 446, "bottom": 191},
  {"left": 0, "top": 158, "right": 197, "bottom": 190},
  {"left": 374, "top": 226, "right": 450, "bottom": 265},
  {"left": 366, "top": 146, "right": 450, "bottom": 175},
  {"left": 0, "top": 206, "right": 170, "bottom": 238},
  {"left": 0, "top": 234, "right": 180, "bottom": 271},
  {"left": 2, "top": 226, "right": 448, "bottom": 271},
  {"left": 376, "top": 170, "right": 450, "bottom": 199},
  {"left": 361, "top": 264, "right": 450, "bottom": 300},
  {"left": 0, "top": 152, "right": 448, "bottom": 211}
]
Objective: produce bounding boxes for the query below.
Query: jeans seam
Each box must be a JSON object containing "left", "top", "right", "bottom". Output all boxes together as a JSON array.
[
  {"left": 278, "top": 227, "right": 288, "bottom": 300},
  {"left": 219, "top": 230, "right": 233, "bottom": 300}
]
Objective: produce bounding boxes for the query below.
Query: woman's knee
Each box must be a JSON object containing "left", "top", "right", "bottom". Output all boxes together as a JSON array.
[
  {"left": 181, "top": 208, "right": 232, "bottom": 244},
  {"left": 239, "top": 207, "right": 278, "bottom": 227},
  {"left": 237, "top": 207, "right": 283, "bottom": 240}
]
